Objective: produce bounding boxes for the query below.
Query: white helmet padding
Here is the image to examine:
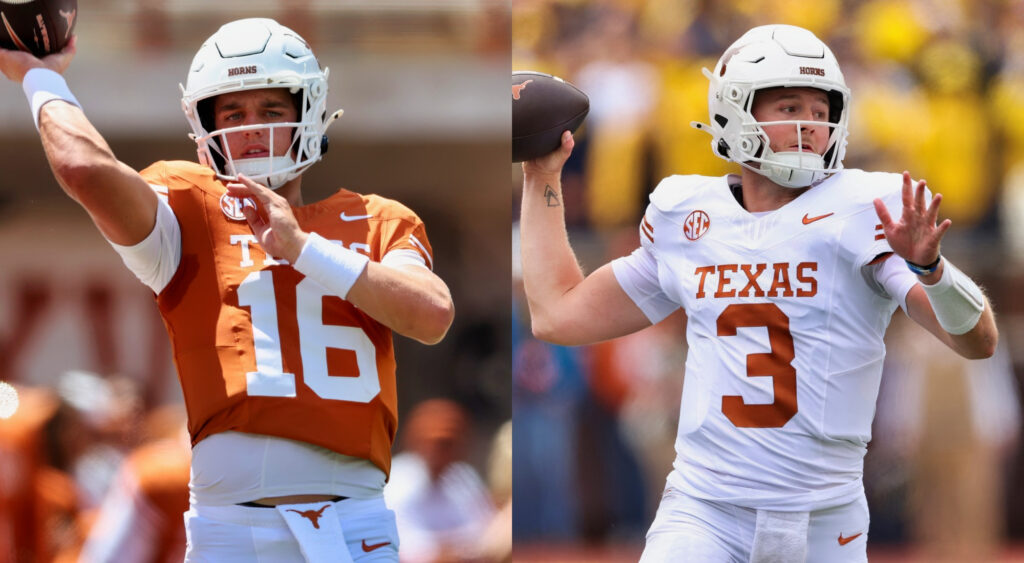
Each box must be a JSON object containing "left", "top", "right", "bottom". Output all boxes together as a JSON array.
[
  {"left": 180, "top": 18, "right": 343, "bottom": 189},
  {"left": 691, "top": 24, "right": 851, "bottom": 188}
]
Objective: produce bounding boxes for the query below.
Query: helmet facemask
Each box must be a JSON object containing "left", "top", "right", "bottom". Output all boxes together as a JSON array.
[
  {"left": 732, "top": 86, "right": 849, "bottom": 188},
  {"left": 192, "top": 87, "right": 325, "bottom": 189},
  {"left": 196, "top": 120, "right": 302, "bottom": 190}
]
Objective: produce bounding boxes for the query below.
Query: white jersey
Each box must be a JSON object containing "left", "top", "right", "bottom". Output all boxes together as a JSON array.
[{"left": 612, "top": 169, "right": 914, "bottom": 511}]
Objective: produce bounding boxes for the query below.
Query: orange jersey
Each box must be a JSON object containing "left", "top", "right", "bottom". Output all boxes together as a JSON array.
[{"left": 140, "top": 161, "right": 434, "bottom": 476}]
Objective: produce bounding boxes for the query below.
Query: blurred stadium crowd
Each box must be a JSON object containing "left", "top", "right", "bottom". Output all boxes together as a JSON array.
[{"left": 513, "top": 0, "right": 1024, "bottom": 561}]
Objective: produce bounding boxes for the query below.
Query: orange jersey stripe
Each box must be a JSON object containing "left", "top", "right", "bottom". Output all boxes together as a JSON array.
[{"left": 641, "top": 217, "right": 655, "bottom": 243}]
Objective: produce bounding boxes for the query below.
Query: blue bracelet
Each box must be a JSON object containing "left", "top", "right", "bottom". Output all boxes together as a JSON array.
[{"left": 906, "top": 255, "right": 941, "bottom": 276}]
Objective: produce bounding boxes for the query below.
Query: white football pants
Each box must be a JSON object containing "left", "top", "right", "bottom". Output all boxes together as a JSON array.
[
  {"left": 640, "top": 486, "right": 868, "bottom": 563},
  {"left": 184, "top": 495, "right": 399, "bottom": 562}
]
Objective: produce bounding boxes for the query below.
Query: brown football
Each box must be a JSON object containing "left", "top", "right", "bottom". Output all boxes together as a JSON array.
[
  {"left": 512, "top": 71, "right": 589, "bottom": 163},
  {"left": 0, "top": 0, "right": 77, "bottom": 57}
]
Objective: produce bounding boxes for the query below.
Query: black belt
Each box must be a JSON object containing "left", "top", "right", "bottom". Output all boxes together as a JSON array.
[{"left": 238, "top": 495, "right": 348, "bottom": 508}]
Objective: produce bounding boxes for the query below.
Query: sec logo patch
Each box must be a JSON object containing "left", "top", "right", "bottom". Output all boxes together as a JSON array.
[
  {"left": 684, "top": 210, "right": 710, "bottom": 241},
  {"left": 220, "top": 193, "right": 256, "bottom": 221}
]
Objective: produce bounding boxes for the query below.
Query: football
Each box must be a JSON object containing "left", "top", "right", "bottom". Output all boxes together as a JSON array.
[
  {"left": 512, "top": 71, "right": 589, "bottom": 162},
  {"left": 0, "top": 0, "right": 77, "bottom": 58}
]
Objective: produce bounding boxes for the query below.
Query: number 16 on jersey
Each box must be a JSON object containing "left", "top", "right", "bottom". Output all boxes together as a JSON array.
[{"left": 237, "top": 269, "right": 381, "bottom": 403}]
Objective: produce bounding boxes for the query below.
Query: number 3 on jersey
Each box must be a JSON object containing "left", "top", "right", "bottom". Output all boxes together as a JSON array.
[
  {"left": 718, "top": 303, "right": 798, "bottom": 428},
  {"left": 237, "top": 270, "right": 380, "bottom": 403}
]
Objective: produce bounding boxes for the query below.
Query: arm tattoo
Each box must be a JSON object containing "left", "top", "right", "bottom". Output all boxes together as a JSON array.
[{"left": 543, "top": 185, "right": 561, "bottom": 207}]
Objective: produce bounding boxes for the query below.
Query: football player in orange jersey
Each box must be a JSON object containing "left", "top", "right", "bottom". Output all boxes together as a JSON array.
[
  {"left": 518, "top": 24, "right": 997, "bottom": 562},
  {"left": 0, "top": 17, "right": 454, "bottom": 562}
]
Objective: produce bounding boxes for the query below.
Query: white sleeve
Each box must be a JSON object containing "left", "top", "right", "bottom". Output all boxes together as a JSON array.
[
  {"left": 106, "top": 190, "right": 181, "bottom": 294},
  {"left": 381, "top": 248, "right": 429, "bottom": 270},
  {"left": 868, "top": 254, "right": 918, "bottom": 313},
  {"left": 610, "top": 246, "right": 679, "bottom": 324}
]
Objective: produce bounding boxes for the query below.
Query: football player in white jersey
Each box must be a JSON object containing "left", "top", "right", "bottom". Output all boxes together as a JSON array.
[{"left": 519, "top": 24, "right": 997, "bottom": 562}]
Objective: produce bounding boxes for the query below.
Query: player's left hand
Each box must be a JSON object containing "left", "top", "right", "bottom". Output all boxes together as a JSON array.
[
  {"left": 226, "top": 174, "right": 308, "bottom": 263},
  {"left": 873, "top": 171, "right": 951, "bottom": 266}
]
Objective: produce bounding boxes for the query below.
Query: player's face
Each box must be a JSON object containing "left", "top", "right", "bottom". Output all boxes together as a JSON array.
[
  {"left": 212, "top": 88, "right": 298, "bottom": 162},
  {"left": 751, "top": 87, "right": 831, "bottom": 156}
]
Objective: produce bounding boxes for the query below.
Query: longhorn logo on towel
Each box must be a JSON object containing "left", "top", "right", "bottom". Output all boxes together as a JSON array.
[{"left": 287, "top": 504, "right": 331, "bottom": 529}]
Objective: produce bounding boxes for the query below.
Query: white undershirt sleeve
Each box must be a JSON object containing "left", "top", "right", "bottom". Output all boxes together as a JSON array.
[
  {"left": 610, "top": 246, "right": 679, "bottom": 324},
  {"left": 106, "top": 191, "right": 182, "bottom": 295},
  {"left": 869, "top": 254, "right": 919, "bottom": 313},
  {"left": 380, "top": 248, "right": 429, "bottom": 270}
]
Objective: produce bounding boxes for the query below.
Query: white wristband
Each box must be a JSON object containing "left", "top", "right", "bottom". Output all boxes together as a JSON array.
[
  {"left": 920, "top": 259, "right": 985, "bottom": 335},
  {"left": 293, "top": 232, "right": 370, "bottom": 300},
  {"left": 22, "top": 67, "right": 81, "bottom": 129}
]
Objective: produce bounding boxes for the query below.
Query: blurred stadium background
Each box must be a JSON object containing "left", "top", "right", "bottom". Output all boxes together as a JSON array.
[
  {"left": 512, "top": 0, "right": 1024, "bottom": 561},
  {"left": 0, "top": 1, "right": 510, "bottom": 561}
]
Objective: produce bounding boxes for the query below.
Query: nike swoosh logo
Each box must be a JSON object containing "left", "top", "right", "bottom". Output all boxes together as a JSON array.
[
  {"left": 837, "top": 532, "right": 862, "bottom": 546},
  {"left": 362, "top": 540, "right": 391, "bottom": 552},
  {"left": 802, "top": 212, "right": 834, "bottom": 225},
  {"left": 340, "top": 212, "right": 373, "bottom": 222}
]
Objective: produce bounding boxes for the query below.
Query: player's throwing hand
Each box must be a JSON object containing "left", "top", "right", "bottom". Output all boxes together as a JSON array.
[
  {"left": 0, "top": 35, "right": 77, "bottom": 82},
  {"left": 522, "top": 130, "right": 574, "bottom": 178},
  {"left": 873, "top": 171, "right": 952, "bottom": 267}
]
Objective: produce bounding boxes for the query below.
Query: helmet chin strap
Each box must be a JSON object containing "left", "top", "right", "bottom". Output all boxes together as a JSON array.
[
  {"left": 758, "top": 151, "right": 827, "bottom": 188},
  {"left": 233, "top": 155, "right": 296, "bottom": 190}
]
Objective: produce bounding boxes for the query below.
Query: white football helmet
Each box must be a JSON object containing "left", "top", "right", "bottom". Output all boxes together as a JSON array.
[
  {"left": 692, "top": 24, "right": 851, "bottom": 188},
  {"left": 180, "top": 18, "right": 343, "bottom": 189}
]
